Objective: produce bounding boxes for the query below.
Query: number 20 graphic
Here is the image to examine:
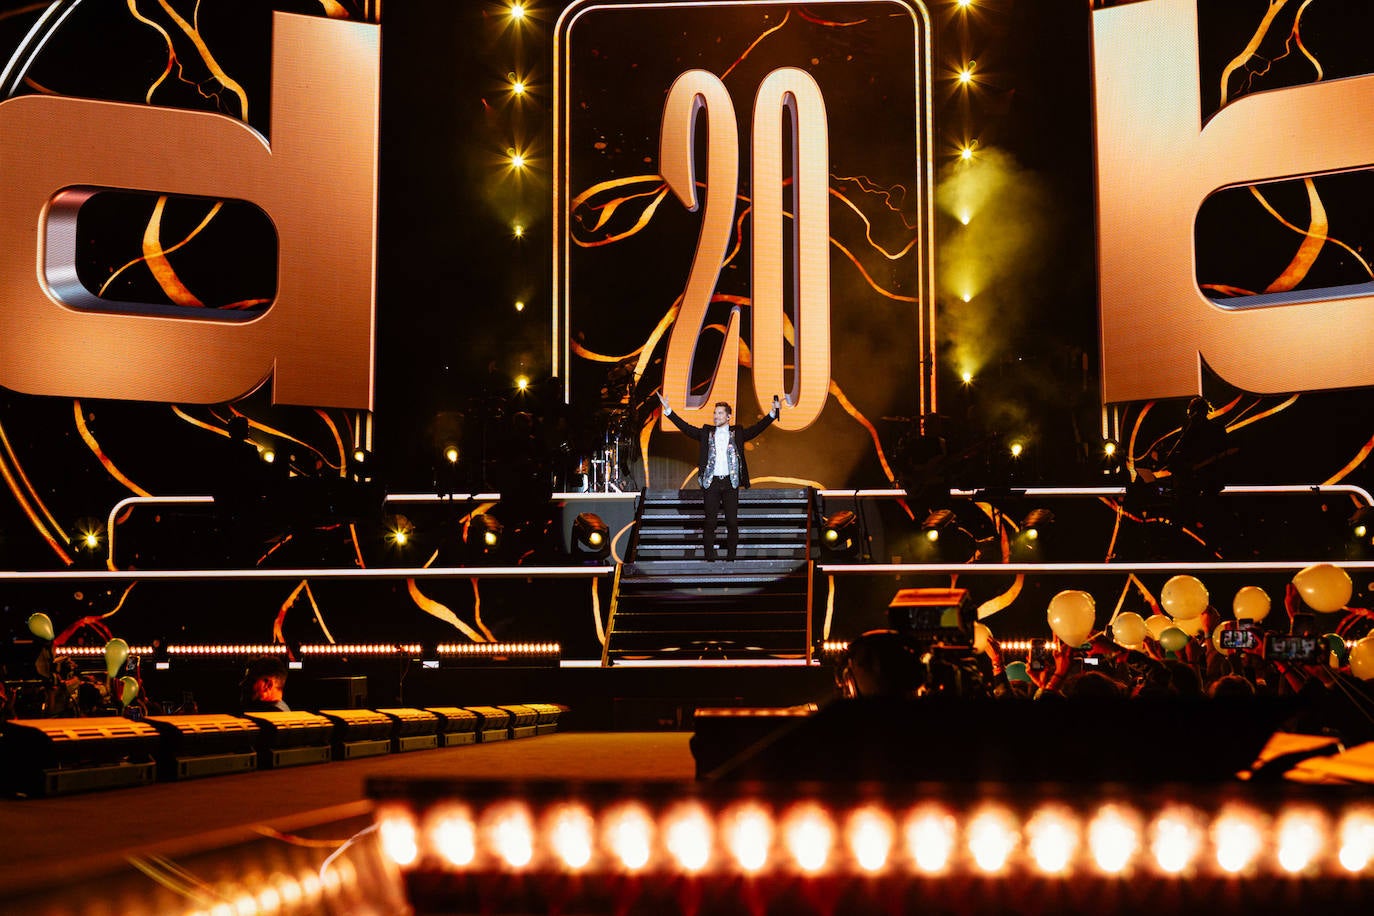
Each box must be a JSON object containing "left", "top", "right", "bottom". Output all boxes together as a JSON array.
[{"left": 659, "top": 68, "right": 831, "bottom": 432}]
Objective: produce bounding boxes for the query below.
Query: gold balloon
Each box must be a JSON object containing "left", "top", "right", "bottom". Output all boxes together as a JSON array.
[
  {"left": 1351, "top": 637, "right": 1374, "bottom": 681},
  {"left": 1232, "top": 586, "right": 1271, "bottom": 622},
  {"left": 1161, "top": 575, "right": 1209, "bottom": 619},
  {"left": 1212, "top": 623, "right": 1236, "bottom": 653},
  {"left": 26, "top": 612, "right": 54, "bottom": 642},
  {"left": 1047, "top": 590, "right": 1096, "bottom": 646},
  {"left": 1144, "top": 614, "right": 1173, "bottom": 642},
  {"left": 1292, "top": 563, "right": 1353, "bottom": 614},
  {"left": 104, "top": 638, "right": 129, "bottom": 679},
  {"left": 1111, "top": 611, "right": 1147, "bottom": 648}
]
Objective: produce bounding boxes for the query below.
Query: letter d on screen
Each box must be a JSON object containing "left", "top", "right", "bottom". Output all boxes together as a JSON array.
[
  {"left": 0, "top": 12, "right": 379, "bottom": 409},
  {"left": 1093, "top": 0, "right": 1374, "bottom": 404}
]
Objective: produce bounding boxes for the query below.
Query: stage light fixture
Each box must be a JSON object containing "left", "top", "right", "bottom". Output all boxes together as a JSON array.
[
  {"left": 1349, "top": 506, "right": 1374, "bottom": 541},
  {"left": 508, "top": 149, "right": 526, "bottom": 169},
  {"left": 961, "top": 370, "right": 973, "bottom": 384},
  {"left": 572, "top": 512, "right": 611, "bottom": 561},
  {"left": 466, "top": 514, "right": 504, "bottom": 558},
  {"left": 508, "top": 1, "right": 526, "bottom": 21},
  {"left": 956, "top": 0, "right": 974, "bottom": 9},
  {"left": 511, "top": 79, "right": 526, "bottom": 96},
  {"left": 513, "top": 223, "right": 525, "bottom": 238},
  {"left": 821, "top": 510, "right": 860, "bottom": 555},
  {"left": 956, "top": 63, "right": 975, "bottom": 86},
  {"left": 259, "top": 446, "right": 276, "bottom": 464},
  {"left": 921, "top": 509, "right": 954, "bottom": 542},
  {"left": 1019, "top": 508, "right": 1054, "bottom": 541},
  {"left": 443, "top": 444, "right": 460, "bottom": 465},
  {"left": 514, "top": 300, "right": 526, "bottom": 312},
  {"left": 386, "top": 516, "right": 414, "bottom": 549},
  {"left": 1103, "top": 440, "right": 1118, "bottom": 458},
  {"left": 958, "top": 210, "right": 971, "bottom": 225},
  {"left": 959, "top": 145, "right": 974, "bottom": 161},
  {"left": 516, "top": 375, "right": 530, "bottom": 391},
  {"left": 1009, "top": 442, "right": 1024, "bottom": 459}
]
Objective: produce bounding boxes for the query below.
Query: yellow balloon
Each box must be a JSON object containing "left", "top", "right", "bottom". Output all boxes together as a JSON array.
[
  {"left": 1292, "top": 563, "right": 1353, "bottom": 614},
  {"left": 1047, "top": 590, "right": 1096, "bottom": 646},
  {"left": 1172, "top": 615, "right": 1206, "bottom": 637},
  {"left": 1161, "top": 575, "right": 1209, "bottom": 619},
  {"left": 973, "top": 622, "right": 992, "bottom": 655},
  {"left": 1351, "top": 638, "right": 1374, "bottom": 681},
  {"left": 1144, "top": 614, "right": 1173, "bottom": 642},
  {"left": 118, "top": 675, "right": 139, "bottom": 706},
  {"left": 1112, "top": 611, "right": 1147, "bottom": 648},
  {"left": 1232, "top": 586, "right": 1271, "bottom": 623},
  {"left": 1212, "top": 623, "right": 1237, "bottom": 654},
  {"left": 104, "top": 638, "right": 129, "bottom": 679},
  {"left": 26, "top": 612, "right": 54, "bottom": 642}
]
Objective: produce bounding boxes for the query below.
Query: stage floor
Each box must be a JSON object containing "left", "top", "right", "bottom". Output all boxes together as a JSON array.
[{"left": 1, "top": 731, "right": 695, "bottom": 911}]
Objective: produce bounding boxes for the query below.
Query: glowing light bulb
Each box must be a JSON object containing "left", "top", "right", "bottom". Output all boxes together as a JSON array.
[
  {"left": 957, "top": 63, "right": 975, "bottom": 86},
  {"left": 487, "top": 804, "right": 534, "bottom": 869},
  {"left": 782, "top": 803, "right": 834, "bottom": 873},
  {"left": 509, "top": 2, "right": 526, "bottom": 21},
  {"left": 1212, "top": 808, "right": 1264, "bottom": 874},
  {"left": 429, "top": 806, "right": 477, "bottom": 867},
  {"left": 723, "top": 803, "right": 773, "bottom": 873},
  {"left": 1088, "top": 805, "right": 1140, "bottom": 874},
  {"left": 960, "top": 146, "right": 974, "bottom": 161},
  {"left": 1104, "top": 441, "right": 1117, "bottom": 457},
  {"left": 961, "top": 371, "right": 973, "bottom": 384},
  {"left": 378, "top": 811, "right": 419, "bottom": 867},
  {"left": 967, "top": 808, "right": 1018, "bottom": 874},
  {"left": 1339, "top": 809, "right": 1374, "bottom": 872},
  {"left": 846, "top": 807, "right": 894, "bottom": 873},
  {"left": 1275, "top": 809, "right": 1326, "bottom": 874},
  {"left": 511, "top": 80, "right": 526, "bottom": 96},
  {"left": 509, "top": 150, "right": 526, "bottom": 169},
  {"left": 1026, "top": 807, "right": 1079, "bottom": 875},
  {"left": 516, "top": 375, "right": 530, "bottom": 391},
  {"left": 605, "top": 804, "right": 654, "bottom": 871},
  {"left": 514, "top": 300, "right": 526, "bottom": 312},
  {"left": 1151, "top": 809, "right": 1202, "bottom": 874},
  {"left": 513, "top": 224, "right": 524, "bottom": 238},
  {"left": 1010, "top": 442, "right": 1023, "bottom": 458},
  {"left": 444, "top": 445, "right": 459, "bottom": 464},
  {"left": 83, "top": 532, "right": 99, "bottom": 549},
  {"left": 548, "top": 805, "right": 595, "bottom": 871},
  {"left": 664, "top": 804, "right": 713, "bottom": 872}
]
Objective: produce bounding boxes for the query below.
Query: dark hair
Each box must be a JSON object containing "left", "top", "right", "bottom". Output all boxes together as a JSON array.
[{"left": 713, "top": 401, "right": 732, "bottom": 416}]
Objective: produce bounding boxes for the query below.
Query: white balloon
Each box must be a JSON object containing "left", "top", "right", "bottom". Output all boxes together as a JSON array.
[
  {"left": 1047, "top": 590, "right": 1096, "bottom": 647},
  {"left": 1111, "top": 611, "right": 1147, "bottom": 648}
]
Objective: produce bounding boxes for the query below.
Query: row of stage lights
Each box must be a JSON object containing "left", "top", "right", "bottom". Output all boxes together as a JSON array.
[
  {"left": 56, "top": 643, "right": 561, "bottom": 658},
  {"left": 376, "top": 794, "right": 1374, "bottom": 879}
]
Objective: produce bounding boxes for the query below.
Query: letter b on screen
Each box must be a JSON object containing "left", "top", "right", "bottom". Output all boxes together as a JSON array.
[
  {"left": 0, "top": 12, "right": 379, "bottom": 409},
  {"left": 1093, "top": 0, "right": 1374, "bottom": 403}
]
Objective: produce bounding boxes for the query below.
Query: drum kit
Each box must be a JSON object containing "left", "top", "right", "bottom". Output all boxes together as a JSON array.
[{"left": 563, "top": 407, "right": 636, "bottom": 493}]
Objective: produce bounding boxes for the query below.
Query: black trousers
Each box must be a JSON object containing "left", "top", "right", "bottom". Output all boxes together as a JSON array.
[{"left": 702, "top": 475, "right": 740, "bottom": 559}]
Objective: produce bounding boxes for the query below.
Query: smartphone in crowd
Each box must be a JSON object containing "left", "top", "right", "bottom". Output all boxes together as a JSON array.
[
  {"left": 1264, "top": 634, "right": 1322, "bottom": 663},
  {"left": 1217, "top": 627, "right": 1261, "bottom": 651},
  {"left": 1029, "top": 638, "right": 1052, "bottom": 672}
]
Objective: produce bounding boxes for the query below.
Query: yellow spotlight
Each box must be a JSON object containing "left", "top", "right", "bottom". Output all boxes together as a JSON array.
[
  {"left": 604, "top": 803, "right": 654, "bottom": 872},
  {"left": 957, "top": 63, "right": 975, "bottom": 86},
  {"left": 960, "top": 292, "right": 971, "bottom": 303},
  {"left": 956, "top": 0, "right": 973, "bottom": 9},
  {"left": 547, "top": 804, "right": 595, "bottom": 871},
  {"left": 260, "top": 447, "right": 276, "bottom": 464},
  {"left": 483, "top": 529, "right": 499, "bottom": 547},
  {"left": 391, "top": 529, "right": 409, "bottom": 547},
  {"left": 82, "top": 530, "right": 100, "bottom": 550},
  {"left": 959, "top": 145, "right": 974, "bottom": 161},
  {"left": 958, "top": 210, "right": 971, "bottom": 225},
  {"left": 664, "top": 803, "right": 713, "bottom": 872},
  {"left": 1211, "top": 807, "right": 1264, "bottom": 874},
  {"left": 508, "top": 148, "right": 526, "bottom": 169},
  {"left": 515, "top": 300, "right": 526, "bottom": 312},
  {"left": 961, "top": 371, "right": 973, "bottom": 384},
  {"left": 1104, "top": 440, "right": 1117, "bottom": 458},
  {"left": 513, "top": 224, "right": 524, "bottom": 238},
  {"left": 508, "top": 2, "right": 526, "bottom": 21},
  {"left": 1026, "top": 807, "right": 1079, "bottom": 875},
  {"left": 1150, "top": 808, "right": 1203, "bottom": 874},
  {"left": 444, "top": 445, "right": 460, "bottom": 464},
  {"left": 925, "top": 528, "right": 940, "bottom": 542},
  {"left": 967, "top": 807, "right": 1018, "bottom": 874},
  {"left": 378, "top": 809, "right": 419, "bottom": 868},
  {"left": 722, "top": 802, "right": 773, "bottom": 873},
  {"left": 516, "top": 375, "right": 530, "bottom": 391},
  {"left": 1088, "top": 804, "right": 1140, "bottom": 874},
  {"left": 486, "top": 803, "right": 535, "bottom": 870},
  {"left": 511, "top": 78, "right": 526, "bottom": 96},
  {"left": 353, "top": 447, "right": 367, "bottom": 463},
  {"left": 427, "top": 805, "right": 477, "bottom": 867},
  {"left": 905, "top": 808, "right": 957, "bottom": 874},
  {"left": 782, "top": 803, "right": 833, "bottom": 873},
  {"left": 846, "top": 807, "right": 895, "bottom": 873},
  {"left": 588, "top": 530, "right": 604, "bottom": 547},
  {"left": 1275, "top": 808, "right": 1326, "bottom": 874},
  {"left": 1339, "top": 808, "right": 1374, "bottom": 872},
  {"left": 1356, "top": 524, "right": 1369, "bottom": 539},
  {"left": 1010, "top": 442, "right": 1023, "bottom": 458}
]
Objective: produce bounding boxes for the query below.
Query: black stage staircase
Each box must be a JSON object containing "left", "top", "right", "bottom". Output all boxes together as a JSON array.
[{"left": 602, "top": 488, "right": 814, "bottom": 665}]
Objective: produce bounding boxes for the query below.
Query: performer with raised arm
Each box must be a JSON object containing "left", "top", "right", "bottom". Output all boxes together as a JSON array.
[{"left": 657, "top": 392, "right": 780, "bottom": 561}]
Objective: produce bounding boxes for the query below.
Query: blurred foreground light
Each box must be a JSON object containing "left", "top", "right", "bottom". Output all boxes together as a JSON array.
[
  {"left": 1212, "top": 808, "right": 1265, "bottom": 874},
  {"left": 548, "top": 804, "right": 595, "bottom": 871},
  {"left": 847, "top": 807, "right": 894, "bottom": 873},
  {"left": 1275, "top": 809, "right": 1326, "bottom": 874},
  {"left": 604, "top": 803, "right": 654, "bottom": 872},
  {"left": 1088, "top": 804, "right": 1140, "bottom": 874},
  {"left": 379, "top": 809, "right": 419, "bottom": 868},
  {"left": 1026, "top": 807, "right": 1079, "bottom": 875},
  {"left": 486, "top": 803, "right": 535, "bottom": 869},
  {"left": 508, "top": 2, "right": 526, "bottom": 21},
  {"left": 665, "top": 803, "right": 713, "bottom": 872},
  {"left": 1151, "top": 808, "right": 1203, "bottom": 874},
  {"left": 782, "top": 803, "right": 834, "bottom": 873},
  {"left": 967, "top": 807, "right": 1018, "bottom": 874},
  {"left": 1340, "top": 809, "right": 1374, "bottom": 872},
  {"left": 428, "top": 805, "right": 477, "bottom": 867},
  {"left": 723, "top": 802, "right": 773, "bottom": 873}
]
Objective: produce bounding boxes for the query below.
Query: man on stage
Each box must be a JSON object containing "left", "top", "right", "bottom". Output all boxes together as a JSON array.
[{"left": 657, "top": 392, "right": 780, "bottom": 561}]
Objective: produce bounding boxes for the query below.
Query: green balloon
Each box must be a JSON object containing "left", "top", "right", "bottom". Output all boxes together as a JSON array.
[
  {"left": 1005, "top": 660, "right": 1032, "bottom": 683},
  {"left": 118, "top": 675, "right": 139, "bottom": 706},
  {"left": 1323, "top": 633, "right": 1350, "bottom": 666},
  {"left": 26, "top": 612, "right": 54, "bottom": 642},
  {"left": 104, "top": 638, "right": 130, "bottom": 678},
  {"left": 1158, "top": 626, "right": 1189, "bottom": 654}
]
